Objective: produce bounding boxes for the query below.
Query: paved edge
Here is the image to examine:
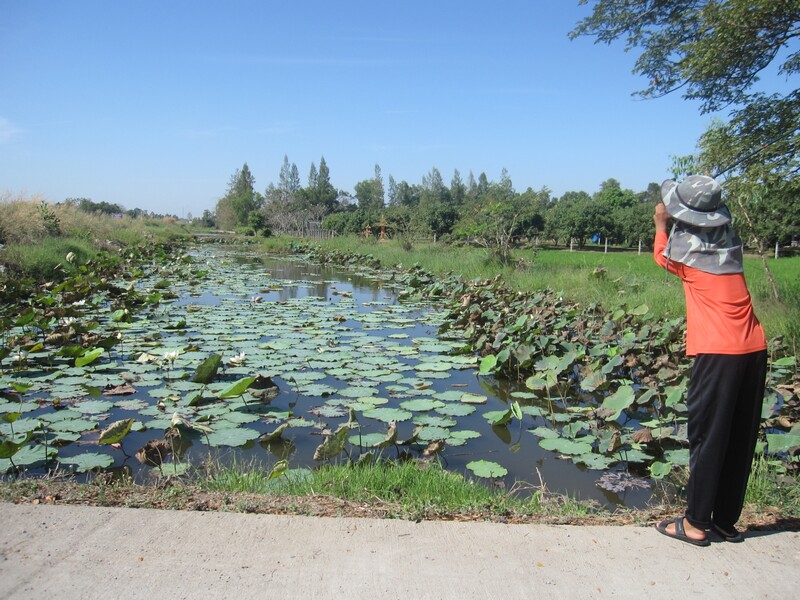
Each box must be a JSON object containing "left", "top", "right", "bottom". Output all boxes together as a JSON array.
[{"left": 1, "top": 503, "right": 799, "bottom": 599}]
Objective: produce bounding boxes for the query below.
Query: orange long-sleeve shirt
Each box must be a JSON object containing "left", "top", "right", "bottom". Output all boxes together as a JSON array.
[{"left": 654, "top": 230, "right": 767, "bottom": 356}]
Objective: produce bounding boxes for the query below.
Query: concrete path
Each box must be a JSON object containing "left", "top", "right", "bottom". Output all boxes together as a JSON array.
[{"left": 1, "top": 503, "right": 798, "bottom": 599}]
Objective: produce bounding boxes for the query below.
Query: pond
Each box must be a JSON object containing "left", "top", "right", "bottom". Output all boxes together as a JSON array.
[{"left": 0, "top": 244, "right": 655, "bottom": 508}]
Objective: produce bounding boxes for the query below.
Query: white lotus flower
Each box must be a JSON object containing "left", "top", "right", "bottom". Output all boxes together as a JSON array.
[
  {"left": 163, "top": 350, "right": 180, "bottom": 364},
  {"left": 10, "top": 351, "right": 29, "bottom": 363},
  {"left": 227, "top": 352, "right": 246, "bottom": 366}
]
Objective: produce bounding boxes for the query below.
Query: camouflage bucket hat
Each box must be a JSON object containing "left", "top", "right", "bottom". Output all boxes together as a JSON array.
[{"left": 661, "top": 175, "right": 731, "bottom": 227}]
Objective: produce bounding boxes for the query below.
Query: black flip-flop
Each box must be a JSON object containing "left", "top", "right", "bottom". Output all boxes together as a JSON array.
[
  {"left": 712, "top": 523, "right": 744, "bottom": 543},
  {"left": 656, "top": 516, "right": 710, "bottom": 547}
]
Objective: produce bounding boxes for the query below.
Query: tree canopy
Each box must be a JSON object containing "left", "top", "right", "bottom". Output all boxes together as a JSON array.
[
  {"left": 571, "top": 0, "right": 799, "bottom": 177},
  {"left": 572, "top": 0, "right": 799, "bottom": 248}
]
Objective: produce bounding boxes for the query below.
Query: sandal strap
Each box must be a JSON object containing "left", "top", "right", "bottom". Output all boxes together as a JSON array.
[{"left": 674, "top": 517, "right": 686, "bottom": 536}]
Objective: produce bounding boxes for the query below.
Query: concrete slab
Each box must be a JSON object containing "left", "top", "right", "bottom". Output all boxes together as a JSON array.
[{"left": 1, "top": 503, "right": 798, "bottom": 599}]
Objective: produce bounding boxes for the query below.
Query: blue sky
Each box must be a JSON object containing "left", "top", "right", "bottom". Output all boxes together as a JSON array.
[{"left": 2, "top": 1, "right": 732, "bottom": 217}]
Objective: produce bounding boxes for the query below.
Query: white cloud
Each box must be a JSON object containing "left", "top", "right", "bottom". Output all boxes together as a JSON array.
[{"left": 0, "top": 117, "right": 23, "bottom": 143}]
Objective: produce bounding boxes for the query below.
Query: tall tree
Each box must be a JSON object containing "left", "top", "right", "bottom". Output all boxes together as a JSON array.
[
  {"left": 215, "top": 162, "right": 262, "bottom": 230},
  {"left": 450, "top": 169, "right": 466, "bottom": 207},
  {"left": 373, "top": 164, "right": 385, "bottom": 208},
  {"left": 387, "top": 175, "right": 398, "bottom": 207},
  {"left": 307, "top": 162, "right": 319, "bottom": 190},
  {"left": 315, "top": 156, "right": 338, "bottom": 211}
]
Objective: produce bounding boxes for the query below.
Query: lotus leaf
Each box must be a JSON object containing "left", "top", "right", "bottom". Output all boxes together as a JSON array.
[
  {"left": 74, "top": 400, "right": 114, "bottom": 414},
  {"left": 466, "top": 460, "right": 507, "bottom": 479},
  {"left": 399, "top": 398, "right": 445, "bottom": 412},
  {"left": 416, "top": 365, "right": 454, "bottom": 377},
  {"left": 435, "top": 403, "right": 476, "bottom": 417},
  {"left": 362, "top": 407, "right": 412, "bottom": 423},
  {"left": 338, "top": 386, "right": 378, "bottom": 398},
  {"left": 313, "top": 425, "right": 350, "bottom": 460},
  {"left": 478, "top": 354, "right": 497, "bottom": 375},
  {"left": 204, "top": 427, "right": 260, "bottom": 447},
  {"left": 348, "top": 432, "right": 388, "bottom": 447},
  {"left": 575, "top": 453, "right": 615, "bottom": 469},
  {"left": 460, "top": 393, "right": 487, "bottom": 405},
  {"left": 0, "top": 443, "right": 56, "bottom": 472},
  {"left": 433, "top": 390, "right": 465, "bottom": 402},
  {"left": 649, "top": 460, "right": 673, "bottom": 479},
  {"left": 416, "top": 426, "right": 451, "bottom": 442},
  {"left": 152, "top": 462, "right": 190, "bottom": 476},
  {"left": 98, "top": 418, "right": 135, "bottom": 444},
  {"left": 0, "top": 431, "right": 33, "bottom": 459},
  {"left": 114, "top": 399, "right": 148, "bottom": 411},
  {"left": 529, "top": 426, "right": 559, "bottom": 440},
  {"left": 447, "top": 429, "right": 481, "bottom": 442},
  {"left": 219, "top": 411, "right": 262, "bottom": 425},
  {"left": 60, "top": 452, "right": 115, "bottom": 473},
  {"left": 413, "top": 415, "right": 456, "bottom": 428},
  {"left": 664, "top": 448, "right": 689, "bottom": 466},
  {"left": 0, "top": 417, "right": 39, "bottom": 436},
  {"left": 75, "top": 348, "right": 104, "bottom": 368},
  {"left": 599, "top": 385, "right": 636, "bottom": 421},
  {"left": 483, "top": 409, "right": 513, "bottom": 426},
  {"left": 38, "top": 410, "right": 83, "bottom": 423},
  {"left": 538, "top": 437, "right": 593, "bottom": 455},
  {"left": 766, "top": 433, "right": 800, "bottom": 454},
  {"left": 218, "top": 377, "right": 256, "bottom": 399},
  {"left": 49, "top": 418, "right": 98, "bottom": 433},
  {"left": 261, "top": 423, "right": 289, "bottom": 442},
  {"left": 620, "top": 448, "right": 652, "bottom": 463}
]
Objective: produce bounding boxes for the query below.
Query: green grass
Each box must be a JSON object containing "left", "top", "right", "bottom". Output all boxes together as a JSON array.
[
  {"left": 299, "top": 236, "right": 799, "bottom": 351},
  {"left": 195, "top": 452, "right": 799, "bottom": 520},
  {"left": 744, "top": 454, "right": 800, "bottom": 516},
  {"left": 198, "top": 457, "right": 597, "bottom": 520},
  {"left": 1, "top": 217, "right": 190, "bottom": 281},
  {"left": 0, "top": 237, "right": 99, "bottom": 280}
]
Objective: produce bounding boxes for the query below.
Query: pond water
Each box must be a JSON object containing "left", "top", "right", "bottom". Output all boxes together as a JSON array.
[{"left": 1, "top": 244, "right": 655, "bottom": 508}]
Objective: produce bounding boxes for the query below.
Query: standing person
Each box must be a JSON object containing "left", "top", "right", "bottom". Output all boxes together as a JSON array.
[{"left": 652, "top": 175, "right": 768, "bottom": 546}]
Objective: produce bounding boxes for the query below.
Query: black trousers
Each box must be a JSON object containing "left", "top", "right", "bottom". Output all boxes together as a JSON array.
[{"left": 684, "top": 350, "right": 768, "bottom": 531}]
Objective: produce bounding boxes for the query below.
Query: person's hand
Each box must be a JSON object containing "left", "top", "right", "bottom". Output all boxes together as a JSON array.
[{"left": 653, "top": 202, "right": 670, "bottom": 233}]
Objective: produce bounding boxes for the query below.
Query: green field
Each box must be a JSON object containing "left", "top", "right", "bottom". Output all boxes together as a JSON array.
[{"left": 271, "top": 235, "right": 799, "bottom": 351}]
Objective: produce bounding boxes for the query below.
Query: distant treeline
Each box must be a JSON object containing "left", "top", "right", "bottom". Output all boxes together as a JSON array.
[{"left": 206, "top": 157, "right": 796, "bottom": 257}]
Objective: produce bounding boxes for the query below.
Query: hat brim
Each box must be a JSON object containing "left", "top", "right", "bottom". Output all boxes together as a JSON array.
[{"left": 661, "top": 180, "right": 731, "bottom": 227}]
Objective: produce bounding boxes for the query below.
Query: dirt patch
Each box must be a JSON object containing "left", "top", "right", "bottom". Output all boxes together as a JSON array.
[{"left": 1, "top": 479, "right": 796, "bottom": 531}]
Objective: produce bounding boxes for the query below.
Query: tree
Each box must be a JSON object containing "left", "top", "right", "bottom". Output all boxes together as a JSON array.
[
  {"left": 373, "top": 164, "right": 385, "bottom": 208},
  {"left": 417, "top": 168, "right": 456, "bottom": 239},
  {"left": 306, "top": 156, "right": 338, "bottom": 212},
  {"left": 200, "top": 209, "right": 215, "bottom": 228},
  {"left": 571, "top": 1, "right": 799, "bottom": 225},
  {"left": 545, "top": 191, "right": 612, "bottom": 247},
  {"left": 454, "top": 181, "right": 543, "bottom": 264},
  {"left": 278, "top": 155, "right": 301, "bottom": 198},
  {"left": 387, "top": 175, "right": 399, "bottom": 207},
  {"left": 215, "top": 163, "right": 262, "bottom": 230},
  {"left": 354, "top": 178, "right": 381, "bottom": 212},
  {"left": 307, "top": 162, "right": 319, "bottom": 190},
  {"left": 450, "top": 169, "right": 466, "bottom": 207}
]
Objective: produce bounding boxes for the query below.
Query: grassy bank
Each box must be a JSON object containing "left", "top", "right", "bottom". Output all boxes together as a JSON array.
[
  {"left": 271, "top": 235, "right": 799, "bottom": 352},
  {"left": 2, "top": 455, "right": 795, "bottom": 526},
  {"left": 0, "top": 194, "right": 191, "bottom": 280}
]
